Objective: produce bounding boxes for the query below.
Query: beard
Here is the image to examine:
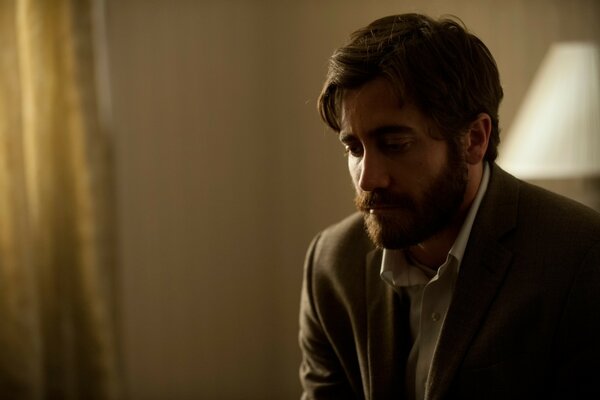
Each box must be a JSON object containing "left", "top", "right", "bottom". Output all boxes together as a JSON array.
[{"left": 355, "top": 144, "right": 468, "bottom": 249}]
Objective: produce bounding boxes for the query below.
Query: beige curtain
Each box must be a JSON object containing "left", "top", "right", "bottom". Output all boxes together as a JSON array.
[{"left": 0, "top": 0, "right": 120, "bottom": 399}]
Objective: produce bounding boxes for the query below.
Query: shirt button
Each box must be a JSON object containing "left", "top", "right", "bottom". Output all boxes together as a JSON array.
[{"left": 431, "top": 312, "right": 441, "bottom": 322}]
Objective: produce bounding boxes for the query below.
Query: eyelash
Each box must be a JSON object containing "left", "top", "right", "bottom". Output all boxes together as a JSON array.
[
  {"left": 384, "top": 141, "right": 412, "bottom": 152},
  {"left": 344, "top": 144, "right": 363, "bottom": 157},
  {"left": 343, "top": 141, "right": 412, "bottom": 157}
]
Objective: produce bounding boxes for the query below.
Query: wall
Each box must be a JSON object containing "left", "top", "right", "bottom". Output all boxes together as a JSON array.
[{"left": 105, "top": 1, "right": 600, "bottom": 398}]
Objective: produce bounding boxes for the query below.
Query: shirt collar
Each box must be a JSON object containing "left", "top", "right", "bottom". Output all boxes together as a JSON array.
[
  {"left": 448, "top": 161, "right": 490, "bottom": 263},
  {"left": 380, "top": 162, "right": 490, "bottom": 288}
]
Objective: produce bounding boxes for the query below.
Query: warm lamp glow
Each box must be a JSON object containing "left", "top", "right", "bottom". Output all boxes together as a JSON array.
[{"left": 498, "top": 42, "right": 600, "bottom": 179}]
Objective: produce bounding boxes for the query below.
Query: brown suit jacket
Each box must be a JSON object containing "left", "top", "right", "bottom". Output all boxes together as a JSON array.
[{"left": 299, "top": 165, "right": 600, "bottom": 399}]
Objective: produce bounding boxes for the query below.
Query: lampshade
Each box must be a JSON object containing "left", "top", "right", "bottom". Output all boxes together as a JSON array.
[{"left": 498, "top": 42, "right": 600, "bottom": 179}]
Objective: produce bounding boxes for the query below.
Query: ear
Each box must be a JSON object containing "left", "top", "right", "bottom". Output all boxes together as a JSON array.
[{"left": 464, "top": 113, "right": 491, "bottom": 165}]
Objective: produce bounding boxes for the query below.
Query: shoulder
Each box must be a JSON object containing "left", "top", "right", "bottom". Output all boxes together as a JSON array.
[
  {"left": 307, "top": 213, "right": 374, "bottom": 269},
  {"left": 487, "top": 165, "right": 600, "bottom": 230},
  {"left": 513, "top": 175, "right": 600, "bottom": 243},
  {"left": 303, "top": 213, "right": 377, "bottom": 298},
  {"left": 484, "top": 165, "right": 600, "bottom": 260}
]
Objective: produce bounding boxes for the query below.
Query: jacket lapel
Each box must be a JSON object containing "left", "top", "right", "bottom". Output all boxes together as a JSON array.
[
  {"left": 426, "top": 165, "right": 519, "bottom": 399},
  {"left": 365, "top": 248, "right": 410, "bottom": 400}
]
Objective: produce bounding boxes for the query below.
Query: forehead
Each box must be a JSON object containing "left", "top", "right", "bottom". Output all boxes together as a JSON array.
[{"left": 340, "top": 77, "right": 432, "bottom": 136}]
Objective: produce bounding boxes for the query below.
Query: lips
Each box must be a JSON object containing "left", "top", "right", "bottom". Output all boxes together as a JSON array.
[
  {"left": 359, "top": 202, "right": 411, "bottom": 212},
  {"left": 356, "top": 190, "right": 415, "bottom": 214},
  {"left": 367, "top": 206, "right": 403, "bottom": 215}
]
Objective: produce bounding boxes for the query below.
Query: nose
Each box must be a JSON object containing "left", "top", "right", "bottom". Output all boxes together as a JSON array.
[{"left": 356, "top": 152, "right": 391, "bottom": 192}]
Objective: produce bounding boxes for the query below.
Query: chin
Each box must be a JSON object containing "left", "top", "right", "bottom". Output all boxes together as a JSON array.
[{"left": 364, "top": 213, "right": 424, "bottom": 249}]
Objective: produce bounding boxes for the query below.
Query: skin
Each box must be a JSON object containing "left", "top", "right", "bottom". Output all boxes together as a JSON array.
[{"left": 339, "top": 77, "right": 492, "bottom": 268}]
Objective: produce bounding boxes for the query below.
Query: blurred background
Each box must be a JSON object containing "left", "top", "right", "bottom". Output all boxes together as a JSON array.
[{"left": 0, "top": 0, "right": 598, "bottom": 399}]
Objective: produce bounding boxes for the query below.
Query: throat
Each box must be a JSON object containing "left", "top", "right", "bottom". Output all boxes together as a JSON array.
[
  {"left": 407, "top": 245, "right": 448, "bottom": 270},
  {"left": 407, "top": 224, "right": 462, "bottom": 269}
]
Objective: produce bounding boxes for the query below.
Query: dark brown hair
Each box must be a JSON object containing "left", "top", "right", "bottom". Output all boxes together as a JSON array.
[{"left": 318, "top": 13, "right": 504, "bottom": 161}]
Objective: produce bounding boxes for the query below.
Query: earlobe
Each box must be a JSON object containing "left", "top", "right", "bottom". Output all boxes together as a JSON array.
[{"left": 465, "top": 113, "right": 492, "bottom": 164}]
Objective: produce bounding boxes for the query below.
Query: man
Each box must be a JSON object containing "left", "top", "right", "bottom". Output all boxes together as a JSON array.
[{"left": 299, "top": 13, "right": 600, "bottom": 400}]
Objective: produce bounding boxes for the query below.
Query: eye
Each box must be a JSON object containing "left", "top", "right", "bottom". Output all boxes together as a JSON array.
[
  {"left": 381, "top": 139, "right": 413, "bottom": 153},
  {"left": 344, "top": 143, "right": 364, "bottom": 157}
]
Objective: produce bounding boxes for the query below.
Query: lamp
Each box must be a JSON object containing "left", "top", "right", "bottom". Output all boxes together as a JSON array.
[{"left": 498, "top": 42, "right": 600, "bottom": 179}]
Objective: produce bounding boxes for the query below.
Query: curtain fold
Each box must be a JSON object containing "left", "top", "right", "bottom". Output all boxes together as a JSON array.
[{"left": 0, "top": 0, "right": 120, "bottom": 399}]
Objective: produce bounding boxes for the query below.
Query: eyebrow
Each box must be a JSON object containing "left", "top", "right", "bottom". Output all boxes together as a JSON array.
[{"left": 339, "top": 124, "right": 416, "bottom": 142}]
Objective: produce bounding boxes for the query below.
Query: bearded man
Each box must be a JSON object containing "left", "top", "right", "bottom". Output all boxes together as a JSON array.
[{"left": 299, "top": 13, "right": 600, "bottom": 400}]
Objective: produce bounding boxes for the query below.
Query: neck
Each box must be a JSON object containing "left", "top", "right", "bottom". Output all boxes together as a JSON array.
[
  {"left": 407, "top": 211, "right": 466, "bottom": 269},
  {"left": 408, "top": 163, "right": 484, "bottom": 269}
]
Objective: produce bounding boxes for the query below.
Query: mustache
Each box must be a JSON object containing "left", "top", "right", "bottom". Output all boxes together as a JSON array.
[{"left": 355, "top": 190, "right": 415, "bottom": 211}]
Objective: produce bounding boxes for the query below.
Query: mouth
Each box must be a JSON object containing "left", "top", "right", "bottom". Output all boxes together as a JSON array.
[
  {"left": 356, "top": 192, "right": 414, "bottom": 215},
  {"left": 366, "top": 206, "right": 402, "bottom": 215}
]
